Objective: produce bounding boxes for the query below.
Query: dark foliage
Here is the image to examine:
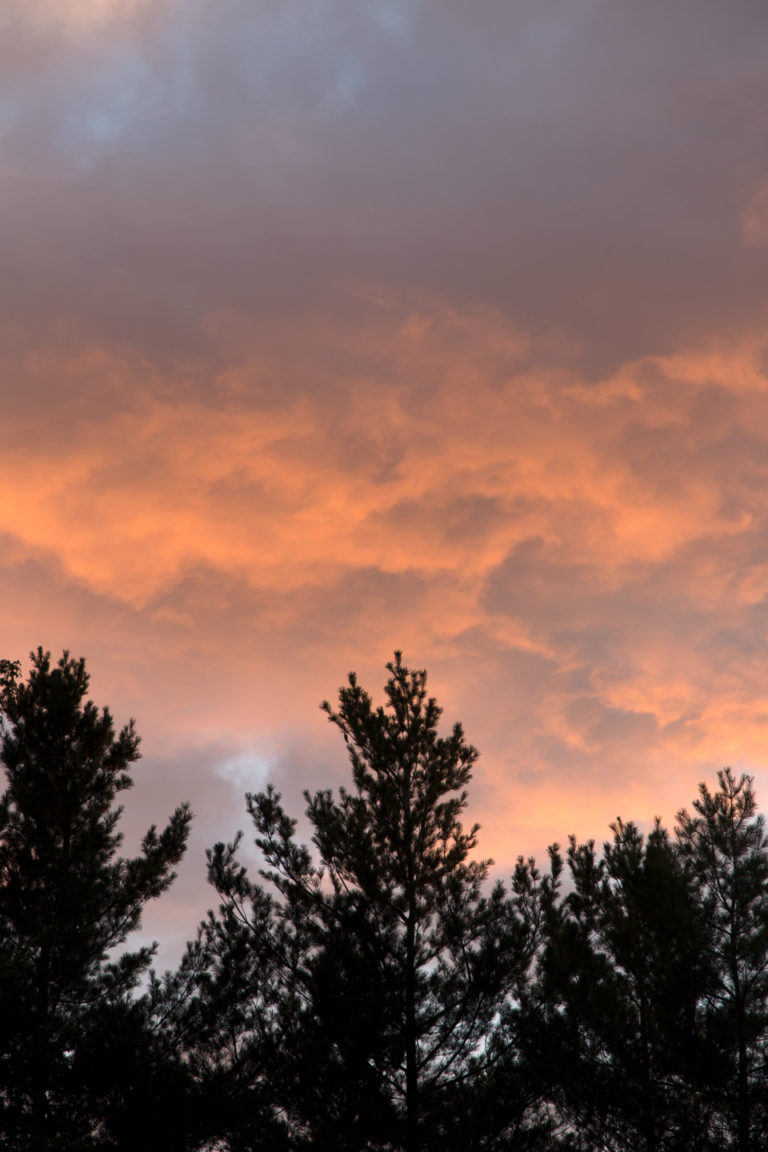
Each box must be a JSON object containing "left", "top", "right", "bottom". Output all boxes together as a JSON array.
[
  {"left": 530, "top": 820, "right": 716, "bottom": 1151},
  {"left": 4, "top": 648, "right": 768, "bottom": 1152},
  {"left": 676, "top": 769, "right": 768, "bottom": 1151},
  {"left": 0, "top": 649, "right": 191, "bottom": 1150},
  {"left": 188, "top": 654, "right": 534, "bottom": 1152}
]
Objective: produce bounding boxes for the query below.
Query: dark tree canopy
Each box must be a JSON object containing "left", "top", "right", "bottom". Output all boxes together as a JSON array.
[
  {"left": 676, "top": 769, "right": 768, "bottom": 1151},
  {"left": 532, "top": 820, "right": 714, "bottom": 1152},
  {"left": 0, "top": 648, "right": 191, "bottom": 1150},
  {"left": 3, "top": 647, "right": 768, "bottom": 1152}
]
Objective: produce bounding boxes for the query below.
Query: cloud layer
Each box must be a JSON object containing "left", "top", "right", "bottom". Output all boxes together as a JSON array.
[{"left": 2, "top": 0, "right": 768, "bottom": 965}]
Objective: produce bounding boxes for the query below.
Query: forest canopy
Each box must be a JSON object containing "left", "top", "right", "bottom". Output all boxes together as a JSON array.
[{"left": 1, "top": 648, "right": 767, "bottom": 1151}]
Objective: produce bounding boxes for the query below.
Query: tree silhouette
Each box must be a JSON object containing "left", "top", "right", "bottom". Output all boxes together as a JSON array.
[
  {"left": 537, "top": 819, "right": 714, "bottom": 1151},
  {"left": 195, "top": 653, "right": 529, "bottom": 1152},
  {"left": 6, "top": 646, "right": 768, "bottom": 1151},
  {"left": 0, "top": 649, "right": 191, "bottom": 1149},
  {"left": 676, "top": 768, "right": 768, "bottom": 1151}
]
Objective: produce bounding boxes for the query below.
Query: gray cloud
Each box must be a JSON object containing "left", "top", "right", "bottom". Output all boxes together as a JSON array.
[{"left": 2, "top": 0, "right": 767, "bottom": 366}]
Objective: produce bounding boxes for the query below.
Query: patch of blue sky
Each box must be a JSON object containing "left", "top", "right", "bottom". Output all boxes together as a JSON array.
[
  {"left": 54, "top": 49, "right": 151, "bottom": 164},
  {"left": 370, "top": 0, "right": 416, "bottom": 40},
  {"left": 0, "top": 94, "right": 20, "bottom": 140},
  {"left": 135, "top": 0, "right": 417, "bottom": 132},
  {"left": 317, "top": 53, "right": 366, "bottom": 117},
  {"left": 219, "top": 2, "right": 384, "bottom": 85},
  {"left": 337, "top": 55, "right": 366, "bottom": 100}
]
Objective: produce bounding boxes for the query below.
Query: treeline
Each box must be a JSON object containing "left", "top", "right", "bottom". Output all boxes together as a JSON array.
[{"left": 1, "top": 650, "right": 767, "bottom": 1151}]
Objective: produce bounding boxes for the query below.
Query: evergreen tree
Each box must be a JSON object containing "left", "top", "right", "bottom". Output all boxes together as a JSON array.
[
  {"left": 0, "top": 648, "right": 191, "bottom": 1149},
  {"left": 534, "top": 819, "right": 714, "bottom": 1152},
  {"left": 468, "top": 848, "right": 570, "bottom": 1152},
  {"left": 194, "top": 654, "right": 532, "bottom": 1152},
  {"left": 169, "top": 849, "right": 295, "bottom": 1152},
  {"left": 676, "top": 768, "right": 768, "bottom": 1152}
]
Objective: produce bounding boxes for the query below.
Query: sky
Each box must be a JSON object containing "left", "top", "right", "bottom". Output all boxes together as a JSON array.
[{"left": 2, "top": 0, "right": 768, "bottom": 967}]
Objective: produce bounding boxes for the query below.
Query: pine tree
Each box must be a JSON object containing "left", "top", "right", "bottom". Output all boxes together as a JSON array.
[
  {"left": 469, "top": 848, "right": 569, "bottom": 1152},
  {"left": 0, "top": 649, "right": 191, "bottom": 1149},
  {"left": 533, "top": 819, "right": 714, "bottom": 1151},
  {"left": 195, "top": 654, "right": 529, "bottom": 1152},
  {"left": 676, "top": 768, "right": 768, "bottom": 1152}
]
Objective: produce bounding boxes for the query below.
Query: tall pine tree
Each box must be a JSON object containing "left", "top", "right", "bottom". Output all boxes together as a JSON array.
[
  {"left": 676, "top": 768, "right": 768, "bottom": 1152},
  {"left": 194, "top": 654, "right": 531, "bottom": 1152},
  {"left": 0, "top": 649, "right": 191, "bottom": 1149},
  {"left": 537, "top": 820, "right": 714, "bottom": 1151}
]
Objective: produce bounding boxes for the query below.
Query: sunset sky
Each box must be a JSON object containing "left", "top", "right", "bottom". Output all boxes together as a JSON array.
[{"left": 3, "top": 0, "right": 768, "bottom": 967}]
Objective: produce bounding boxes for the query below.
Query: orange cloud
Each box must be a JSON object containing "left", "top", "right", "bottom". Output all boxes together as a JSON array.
[{"left": 3, "top": 306, "right": 768, "bottom": 841}]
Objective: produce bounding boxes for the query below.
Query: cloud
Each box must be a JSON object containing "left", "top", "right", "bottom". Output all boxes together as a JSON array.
[
  {"left": 4, "top": 0, "right": 768, "bottom": 957},
  {"left": 2, "top": 0, "right": 767, "bottom": 365},
  {"left": 9, "top": 312, "right": 768, "bottom": 871}
]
